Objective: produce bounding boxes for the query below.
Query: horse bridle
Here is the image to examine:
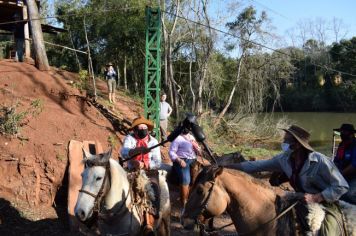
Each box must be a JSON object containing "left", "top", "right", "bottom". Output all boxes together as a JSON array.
[
  {"left": 198, "top": 180, "right": 216, "bottom": 218},
  {"left": 78, "top": 160, "right": 134, "bottom": 230},
  {"left": 79, "top": 161, "right": 110, "bottom": 214}
]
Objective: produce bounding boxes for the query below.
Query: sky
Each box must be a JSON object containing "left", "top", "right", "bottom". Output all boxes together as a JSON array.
[
  {"left": 46, "top": 0, "right": 356, "bottom": 49},
  {"left": 210, "top": 0, "right": 356, "bottom": 48}
]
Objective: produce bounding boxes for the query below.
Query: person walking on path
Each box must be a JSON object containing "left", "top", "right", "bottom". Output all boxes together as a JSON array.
[
  {"left": 168, "top": 127, "right": 201, "bottom": 222},
  {"left": 104, "top": 63, "right": 117, "bottom": 103}
]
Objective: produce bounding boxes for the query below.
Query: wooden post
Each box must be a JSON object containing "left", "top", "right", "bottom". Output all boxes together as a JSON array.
[
  {"left": 22, "top": 5, "right": 30, "bottom": 59},
  {"left": 27, "top": 0, "right": 50, "bottom": 70}
]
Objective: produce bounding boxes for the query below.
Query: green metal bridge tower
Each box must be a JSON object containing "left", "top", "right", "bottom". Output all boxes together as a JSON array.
[{"left": 144, "top": 7, "right": 162, "bottom": 140}]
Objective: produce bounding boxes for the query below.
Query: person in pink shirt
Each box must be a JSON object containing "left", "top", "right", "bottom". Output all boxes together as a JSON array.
[{"left": 169, "top": 127, "right": 201, "bottom": 220}]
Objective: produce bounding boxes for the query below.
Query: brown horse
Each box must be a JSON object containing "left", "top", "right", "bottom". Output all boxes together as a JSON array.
[
  {"left": 183, "top": 166, "right": 356, "bottom": 236},
  {"left": 183, "top": 165, "right": 299, "bottom": 236}
]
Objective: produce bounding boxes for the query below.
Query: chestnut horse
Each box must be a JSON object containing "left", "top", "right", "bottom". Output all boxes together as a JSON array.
[{"left": 183, "top": 166, "right": 355, "bottom": 236}]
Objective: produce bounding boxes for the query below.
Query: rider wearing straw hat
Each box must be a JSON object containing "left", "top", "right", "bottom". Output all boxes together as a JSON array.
[
  {"left": 120, "top": 116, "right": 161, "bottom": 235},
  {"left": 227, "top": 125, "right": 349, "bottom": 236},
  {"left": 121, "top": 116, "right": 161, "bottom": 171}
]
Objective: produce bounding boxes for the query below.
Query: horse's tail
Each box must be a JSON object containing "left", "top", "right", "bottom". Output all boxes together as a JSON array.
[{"left": 156, "top": 170, "right": 171, "bottom": 235}]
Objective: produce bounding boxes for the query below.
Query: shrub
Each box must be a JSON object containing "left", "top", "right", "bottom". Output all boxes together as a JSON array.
[{"left": 73, "top": 70, "right": 89, "bottom": 92}]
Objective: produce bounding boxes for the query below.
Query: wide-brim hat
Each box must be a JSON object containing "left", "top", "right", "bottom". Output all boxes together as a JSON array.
[
  {"left": 334, "top": 123, "right": 356, "bottom": 133},
  {"left": 282, "top": 125, "right": 314, "bottom": 152},
  {"left": 106, "top": 62, "right": 113, "bottom": 66},
  {"left": 129, "top": 116, "right": 154, "bottom": 131}
]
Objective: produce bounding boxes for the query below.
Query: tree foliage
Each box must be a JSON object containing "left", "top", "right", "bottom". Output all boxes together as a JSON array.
[{"left": 44, "top": 1, "right": 356, "bottom": 116}]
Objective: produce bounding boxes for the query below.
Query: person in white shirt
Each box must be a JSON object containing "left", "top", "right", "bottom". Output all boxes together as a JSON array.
[
  {"left": 159, "top": 93, "right": 172, "bottom": 140},
  {"left": 121, "top": 116, "right": 161, "bottom": 170},
  {"left": 120, "top": 116, "right": 161, "bottom": 234}
]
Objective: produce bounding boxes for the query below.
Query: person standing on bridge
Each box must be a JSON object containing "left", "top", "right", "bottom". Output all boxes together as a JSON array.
[{"left": 333, "top": 123, "right": 356, "bottom": 204}]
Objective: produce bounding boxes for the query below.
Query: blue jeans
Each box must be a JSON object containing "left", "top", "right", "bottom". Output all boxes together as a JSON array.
[
  {"left": 173, "top": 159, "right": 196, "bottom": 186},
  {"left": 15, "top": 38, "right": 24, "bottom": 62}
]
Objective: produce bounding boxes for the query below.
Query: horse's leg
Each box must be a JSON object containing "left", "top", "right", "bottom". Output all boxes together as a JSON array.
[{"left": 157, "top": 211, "right": 171, "bottom": 236}]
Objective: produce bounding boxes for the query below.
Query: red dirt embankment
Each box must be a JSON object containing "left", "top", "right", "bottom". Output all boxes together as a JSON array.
[
  {"left": 0, "top": 60, "right": 236, "bottom": 236},
  {"left": 0, "top": 60, "right": 142, "bottom": 207}
]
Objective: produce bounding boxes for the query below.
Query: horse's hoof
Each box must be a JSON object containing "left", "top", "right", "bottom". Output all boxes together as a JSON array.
[{"left": 143, "top": 225, "right": 155, "bottom": 236}]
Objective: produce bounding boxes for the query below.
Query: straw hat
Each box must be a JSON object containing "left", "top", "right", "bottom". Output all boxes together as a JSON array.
[
  {"left": 129, "top": 116, "right": 154, "bottom": 131},
  {"left": 106, "top": 62, "right": 113, "bottom": 66},
  {"left": 282, "top": 125, "right": 314, "bottom": 152}
]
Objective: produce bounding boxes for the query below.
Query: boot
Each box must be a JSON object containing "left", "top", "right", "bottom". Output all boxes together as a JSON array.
[
  {"left": 108, "top": 93, "right": 112, "bottom": 103},
  {"left": 143, "top": 212, "right": 155, "bottom": 236},
  {"left": 112, "top": 93, "right": 116, "bottom": 103},
  {"left": 180, "top": 185, "right": 189, "bottom": 207},
  {"left": 180, "top": 185, "right": 190, "bottom": 223}
]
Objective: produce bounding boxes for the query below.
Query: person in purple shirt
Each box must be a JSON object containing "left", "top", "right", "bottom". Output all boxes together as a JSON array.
[{"left": 169, "top": 127, "right": 201, "bottom": 220}]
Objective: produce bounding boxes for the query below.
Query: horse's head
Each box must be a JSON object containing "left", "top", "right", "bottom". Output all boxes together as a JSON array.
[
  {"left": 183, "top": 165, "right": 228, "bottom": 230},
  {"left": 74, "top": 148, "right": 112, "bottom": 221}
]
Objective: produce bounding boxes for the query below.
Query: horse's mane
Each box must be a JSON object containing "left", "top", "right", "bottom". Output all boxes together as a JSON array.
[
  {"left": 193, "top": 165, "right": 274, "bottom": 193},
  {"left": 223, "top": 168, "right": 274, "bottom": 191}
]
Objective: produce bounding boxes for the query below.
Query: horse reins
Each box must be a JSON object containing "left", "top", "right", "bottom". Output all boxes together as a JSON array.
[{"left": 198, "top": 180, "right": 216, "bottom": 218}]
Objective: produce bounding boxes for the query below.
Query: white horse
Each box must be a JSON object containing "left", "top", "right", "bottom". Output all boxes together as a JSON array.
[{"left": 74, "top": 149, "right": 171, "bottom": 236}]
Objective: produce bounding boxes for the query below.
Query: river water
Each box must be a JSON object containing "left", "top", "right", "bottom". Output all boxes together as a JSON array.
[{"left": 271, "top": 112, "right": 356, "bottom": 156}]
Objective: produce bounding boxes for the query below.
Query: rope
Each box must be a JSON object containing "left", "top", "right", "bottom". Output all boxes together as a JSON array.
[{"left": 161, "top": 10, "right": 356, "bottom": 78}]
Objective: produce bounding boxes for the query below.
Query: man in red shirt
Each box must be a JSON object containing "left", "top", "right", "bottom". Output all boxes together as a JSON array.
[{"left": 334, "top": 123, "right": 356, "bottom": 204}]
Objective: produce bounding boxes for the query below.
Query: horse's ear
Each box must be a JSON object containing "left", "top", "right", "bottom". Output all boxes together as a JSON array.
[
  {"left": 101, "top": 148, "right": 112, "bottom": 162},
  {"left": 213, "top": 166, "right": 224, "bottom": 178},
  {"left": 82, "top": 148, "right": 93, "bottom": 160}
]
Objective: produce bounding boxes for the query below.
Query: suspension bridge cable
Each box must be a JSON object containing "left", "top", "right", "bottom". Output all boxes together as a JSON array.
[
  {"left": 0, "top": 6, "right": 141, "bottom": 26},
  {"left": 247, "top": 0, "right": 293, "bottom": 21},
  {"left": 161, "top": 9, "right": 356, "bottom": 77},
  {"left": 1, "top": 4, "right": 355, "bottom": 77}
]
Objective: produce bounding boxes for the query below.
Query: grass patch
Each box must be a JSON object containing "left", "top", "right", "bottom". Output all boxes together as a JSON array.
[
  {"left": 198, "top": 112, "right": 288, "bottom": 159},
  {"left": 121, "top": 90, "right": 143, "bottom": 104},
  {"left": 0, "top": 99, "right": 44, "bottom": 136},
  {"left": 30, "top": 99, "right": 44, "bottom": 116},
  {"left": 56, "top": 153, "right": 65, "bottom": 162},
  {"left": 0, "top": 105, "right": 28, "bottom": 135}
]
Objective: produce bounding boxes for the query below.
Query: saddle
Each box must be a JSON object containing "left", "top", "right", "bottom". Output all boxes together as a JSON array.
[
  {"left": 278, "top": 194, "right": 352, "bottom": 236},
  {"left": 128, "top": 170, "right": 160, "bottom": 215},
  {"left": 128, "top": 169, "right": 170, "bottom": 235}
]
